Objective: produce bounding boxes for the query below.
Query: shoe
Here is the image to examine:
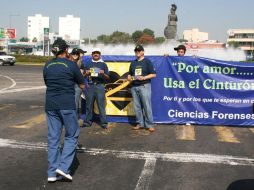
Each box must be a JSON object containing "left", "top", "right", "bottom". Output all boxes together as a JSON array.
[
  {"left": 78, "top": 119, "right": 84, "bottom": 127},
  {"left": 56, "top": 169, "right": 72, "bottom": 181},
  {"left": 47, "top": 176, "right": 63, "bottom": 183},
  {"left": 83, "top": 122, "right": 92, "bottom": 127},
  {"left": 102, "top": 124, "right": 108, "bottom": 129},
  {"left": 147, "top": 127, "right": 155, "bottom": 132},
  {"left": 132, "top": 124, "right": 141, "bottom": 130},
  {"left": 186, "top": 123, "right": 191, "bottom": 126}
]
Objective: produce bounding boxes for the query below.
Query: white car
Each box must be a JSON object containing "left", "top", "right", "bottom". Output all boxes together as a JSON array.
[{"left": 0, "top": 51, "right": 16, "bottom": 66}]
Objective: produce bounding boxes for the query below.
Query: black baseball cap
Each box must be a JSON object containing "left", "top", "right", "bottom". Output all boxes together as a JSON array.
[
  {"left": 71, "top": 48, "right": 87, "bottom": 55},
  {"left": 71, "top": 48, "right": 80, "bottom": 55},
  {"left": 174, "top": 45, "right": 186, "bottom": 51},
  {"left": 51, "top": 38, "right": 69, "bottom": 55},
  {"left": 134, "top": 45, "right": 144, "bottom": 51},
  {"left": 78, "top": 49, "right": 87, "bottom": 54}
]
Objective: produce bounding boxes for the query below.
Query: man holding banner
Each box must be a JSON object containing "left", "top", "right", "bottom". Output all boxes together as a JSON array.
[
  {"left": 174, "top": 44, "right": 193, "bottom": 126},
  {"left": 174, "top": 44, "right": 186, "bottom": 56},
  {"left": 128, "top": 45, "right": 156, "bottom": 132}
]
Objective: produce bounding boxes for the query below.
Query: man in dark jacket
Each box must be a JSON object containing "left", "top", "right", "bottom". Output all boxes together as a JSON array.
[
  {"left": 127, "top": 45, "right": 156, "bottom": 132},
  {"left": 43, "top": 38, "right": 84, "bottom": 182}
]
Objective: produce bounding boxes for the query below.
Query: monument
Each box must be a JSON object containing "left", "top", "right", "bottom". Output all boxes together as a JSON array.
[{"left": 164, "top": 4, "right": 178, "bottom": 40}]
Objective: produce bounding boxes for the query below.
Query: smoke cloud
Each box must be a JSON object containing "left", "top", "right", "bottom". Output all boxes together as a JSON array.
[{"left": 80, "top": 42, "right": 246, "bottom": 61}]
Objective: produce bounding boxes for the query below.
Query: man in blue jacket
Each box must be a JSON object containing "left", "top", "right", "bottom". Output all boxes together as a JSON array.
[
  {"left": 43, "top": 38, "right": 84, "bottom": 182},
  {"left": 83, "top": 48, "right": 109, "bottom": 129}
]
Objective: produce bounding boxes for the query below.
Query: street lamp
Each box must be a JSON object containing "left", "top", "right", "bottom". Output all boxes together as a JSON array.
[{"left": 8, "top": 14, "right": 20, "bottom": 53}]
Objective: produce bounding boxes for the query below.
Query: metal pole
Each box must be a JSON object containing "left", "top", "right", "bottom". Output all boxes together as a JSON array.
[
  {"left": 48, "top": 40, "right": 50, "bottom": 56},
  {"left": 43, "top": 38, "right": 45, "bottom": 56}
]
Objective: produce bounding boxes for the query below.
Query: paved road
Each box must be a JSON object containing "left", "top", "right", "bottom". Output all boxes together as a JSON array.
[{"left": 0, "top": 65, "right": 254, "bottom": 190}]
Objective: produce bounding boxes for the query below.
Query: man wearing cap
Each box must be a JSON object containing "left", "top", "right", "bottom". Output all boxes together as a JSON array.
[
  {"left": 127, "top": 45, "right": 156, "bottom": 132},
  {"left": 174, "top": 44, "right": 186, "bottom": 56},
  {"left": 70, "top": 48, "right": 87, "bottom": 117},
  {"left": 174, "top": 44, "right": 193, "bottom": 126},
  {"left": 83, "top": 48, "right": 109, "bottom": 129},
  {"left": 43, "top": 39, "right": 85, "bottom": 182}
]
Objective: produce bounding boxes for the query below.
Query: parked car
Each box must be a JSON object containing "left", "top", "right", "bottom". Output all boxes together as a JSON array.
[{"left": 0, "top": 51, "right": 16, "bottom": 66}]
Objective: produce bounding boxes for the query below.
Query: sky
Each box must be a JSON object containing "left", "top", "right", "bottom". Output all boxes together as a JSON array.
[{"left": 1, "top": 0, "right": 254, "bottom": 42}]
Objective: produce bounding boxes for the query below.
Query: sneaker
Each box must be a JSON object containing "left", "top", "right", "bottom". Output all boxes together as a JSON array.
[
  {"left": 186, "top": 123, "right": 191, "bottom": 126},
  {"left": 78, "top": 119, "right": 84, "bottom": 127},
  {"left": 47, "top": 176, "right": 63, "bottom": 183},
  {"left": 132, "top": 124, "right": 142, "bottom": 130},
  {"left": 56, "top": 169, "right": 73, "bottom": 181},
  {"left": 83, "top": 121, "right": 92, "bottom": 128},
  {"left": 147, "top": 127, "right": 155, "bottom": 132},
  {"left": 102, "top": 124, "right": 108, "bottom": 129}
]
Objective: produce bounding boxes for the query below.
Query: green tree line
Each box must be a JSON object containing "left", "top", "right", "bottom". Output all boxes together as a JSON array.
[{"left": 83, "top": 28, "right": 166, "bottom": 45}]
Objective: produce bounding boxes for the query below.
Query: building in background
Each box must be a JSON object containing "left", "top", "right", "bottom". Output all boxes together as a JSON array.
[
  {"left": 227, "top": 29, "right": 254, "bottom": 59},
  {"left": 27, "top": 14, "right": 49, "bottom": 43},
  {"left": 59, "top": 15, "right": 80, "bottom": 44},
  {"left": 183, "top": 28, "right": 208, "bottom": 43}
]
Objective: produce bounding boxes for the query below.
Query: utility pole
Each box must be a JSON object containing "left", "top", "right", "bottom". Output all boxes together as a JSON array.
[{"left": 8, "top": 14, "right": 20, "bottom": 54}]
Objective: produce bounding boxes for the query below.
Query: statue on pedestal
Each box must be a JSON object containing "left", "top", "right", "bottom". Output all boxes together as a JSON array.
[{"left": 164, "top": 4, "right": 178, "bottom": 40}]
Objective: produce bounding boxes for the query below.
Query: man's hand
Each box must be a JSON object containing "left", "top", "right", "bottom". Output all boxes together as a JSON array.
[
  {"left": 127, "top": 75, "right": 132, "bottom": 81},
  {"left": 85, "top": 70, "right": 91, "bottom": 75},
  {"left": 136, "top": 76, "right": 146, "bottom": 81}
]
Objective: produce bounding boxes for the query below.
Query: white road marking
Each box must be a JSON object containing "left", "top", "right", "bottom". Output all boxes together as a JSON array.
[
  {"left": 0, "top": 74, "right": 16, "bottom": 91},
  {"left": 16, "top": 81, "right": 44, "bottom": 84},
  {"left": 0, "top": 138, "right": 254, "bottom": 167},
  {"left": 135, "top": 159, "right": 156, "bottom": 190},
  {"left": 1, "top": 137, "right": 254, "bottom": 189},
  {"left": 0, "top": 86, "right": 46, "bottom": 94}
]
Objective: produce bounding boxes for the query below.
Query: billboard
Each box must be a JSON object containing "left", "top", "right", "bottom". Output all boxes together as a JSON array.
[
  {"left": 0, "top": 28, "right": 16, "bottom": 39},
  {"left": 7, "top": 28, "right": 16, "bottom": 39}
]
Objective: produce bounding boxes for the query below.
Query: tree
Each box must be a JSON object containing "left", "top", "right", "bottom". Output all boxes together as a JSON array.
[
  {"left": 178, "top": 39, "right": 188, "bottom": 43},
  {"left": 20, "top": 37, "right": 29, "bottom": 42},
  {"left": 155, "top": 37, "right": 166, "bottom": 44},
  {"left": 90, "top": 39, "right": 98, "bottom": 44},
  {"left": 132, "top": 30, "right": 143, "bottom": 43},
  {"left": 143, "top": 28, "right": 155, "bottom": 38},
  {"left": 109, "top": 31, "right": 132, "bottom": 44},
  {"left": 32, "top": 37, "right": 37, "bottom": 43},
  {"left": 138, "top": 34, "right": 155, "bottom": 44},
  {"left": 132, "top": 28, "right": 155, "bottom": 44},
  {"left": 82, "top": 38, "right": 90, "bottom": 44},
  {"left": 97, "top": 34, "right": 110, "bottom": 44},
  {"left": 227, "top": 41, "right": 240, "bottom": 48}
]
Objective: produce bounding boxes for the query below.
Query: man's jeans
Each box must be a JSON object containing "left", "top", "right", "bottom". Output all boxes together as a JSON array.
[
  {"left": 131, "top": 83, "right": 154, "bottom": 128},
  {"left": 85, "top": 83, "right": 107, "bottom": 126},
  {"left": 46, "top": 110, "right": 80, "bottom": 177}
]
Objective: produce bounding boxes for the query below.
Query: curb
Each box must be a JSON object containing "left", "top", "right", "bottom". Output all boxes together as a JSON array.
[{"left": 16, "top": 62, "right": 44, "bottom": 66}]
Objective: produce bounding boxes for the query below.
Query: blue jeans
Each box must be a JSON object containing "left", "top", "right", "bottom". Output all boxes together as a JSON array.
[
  {"left": 75, "top": 84, "right": 82, "bottom": 116},
  {"left": 131, "top": 83, "right": 154, "bottom": 128},
  {"left": 46, "top": 110, "right": 80, "bottom": 177},
  {"left": 85, "top": 83, "right": 107, "bottom": 126}
]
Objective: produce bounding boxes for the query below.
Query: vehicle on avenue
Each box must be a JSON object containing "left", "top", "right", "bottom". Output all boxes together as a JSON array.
[{"left": 0, "top": 51, "right": 16, "bottom": 66}]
